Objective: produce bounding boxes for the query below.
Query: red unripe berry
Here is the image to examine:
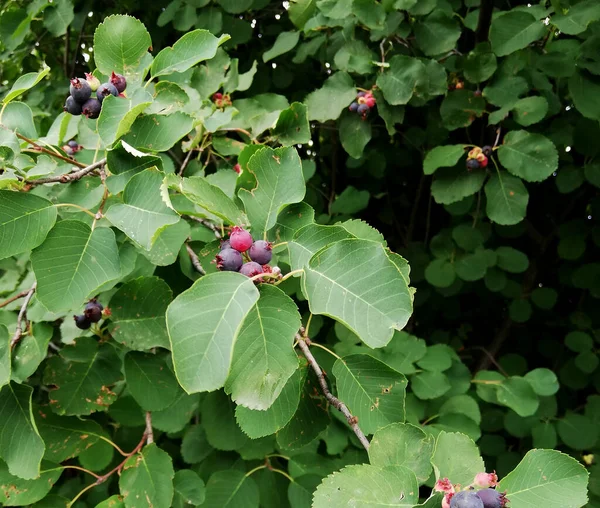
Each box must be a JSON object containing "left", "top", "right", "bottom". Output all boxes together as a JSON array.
[
  {"left": 229, "top": 227, "right": 253, "bottom": 252},
  {"left": 233, "top": 163, "right": 242, "bottom": 174},
  {"left": 213, "top": 92, "right": 223, "bottom": 101},
  {"left": 474, "top": 472, "right": 498, "bottom": 488},
  {"left": 455, "top": 81, "right": 464, "bottom": 89},
  {"left": 364, "top": 97, "right": 376, "bottom": 108},
  {"left": 240, "top": 262, "right": 263, "bottom": 277},
  {"left": 479, "top": 155, "right": 489, "bottom": 168}
]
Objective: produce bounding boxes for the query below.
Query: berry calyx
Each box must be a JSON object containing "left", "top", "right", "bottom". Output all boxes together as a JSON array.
[
  {"left": 443, "top": 494, "right": 454, "bottom": 508},
  {"left": 239, "top": 261, "right": 264, "bottom": 277},
  {"left": 82, "top": 98, "right": 101, "bottom": 119},
  {"left": 476, "top": 489, "right": 508, "bottom": 508},
  {"left": 74, "top": 314, "right": 91, "bottom": 330},
  {"left": 466, "top": 158, "right": 480, "bottom": 171},
  {"left": 474, "top": 472, "right": 498, "bottom": 489},
  {"left": 450, "top": 490, "right": 484, "bottom": 508},
  {"left": 229, "top": 227, "right": 253, "bottom": 252},
  {"left": 110, "top": 71, "right": 127, "bottom": 93},
  {"left": 216, "top": 248, "right": 244, "bottom": 272},
  {"left": 248, "top": 240, "right": 272, "bottom": 265},
  {"left": 69, "top": 78, "right": 92, "bottom": 103},
  {"left": 84, "top": 299, "right": 104, "bottom": 323},
  {"left": 96, "top": 83, "right": 118, "bottom": 102},
  {"left": 64, "top": 96, "right": 83, "bottom": 116},
  {"left": 85, "top": 73, "right": 101, "bottom": 92}
]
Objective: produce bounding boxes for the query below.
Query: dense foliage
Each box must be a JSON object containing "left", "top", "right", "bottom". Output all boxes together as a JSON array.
[{"left": 0, "top": 0, "right": 598, "bottom": 506}]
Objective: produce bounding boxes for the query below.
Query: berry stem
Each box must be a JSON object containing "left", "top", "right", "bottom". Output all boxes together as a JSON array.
[
  {"left": 274, "top": 269, "right": 304, "bottom": 285},
  {"left": 54, "top": 203, "right": 96, "bottom": 218}
]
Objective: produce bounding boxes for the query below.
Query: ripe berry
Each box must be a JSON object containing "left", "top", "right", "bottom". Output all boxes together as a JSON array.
[
  {"left": 476, "top": 489, "right": 508, "bottom": 508},
  {"left": 357, "top": 104, "right": 369, "bottom": 117},
  {"left": 482, "top": 145, "right": 492, "bottom": 156},
  {"left": 450, "top": 491, "right": 484, "bottom": 508},
  {"left": 74, "top": 314, "right": 91, "bottom": 330},
  {"left": 349, "top": 102, "right": 359, "bottom": 112},
  {"left": 84, "top": 299, "right": 104, "bottom": 323},
  {"left": 239, "top": 261, "right": 264, "bottom": 277},
  {"left": 466, "top": 158, "right": 480, "bottom": 171},
  {"left": 96, "top": 83, "right": 118, "bottom": 102},
  {"left": 248, "top": 240, "right": 272, "bottom": 265},
  {"left": 67, "top": 140, "right": 79, "bottom": 149},
  {"left": 85, "top": 73, "right": 101, "bottom": 92},
  {"left": 110, "top": 71, "right": 127, "bottom": 93},
  {"left": 229, "top": 227, "right": 253, "bottom": 252},
  {"left": 220, "top": 239, "right": 231, "bottom": 250},
  {"left": 82, "top": 98, "right": 101, "bottom": 119},
  {"left": 69, "top": 78, "right": 92, "bottom": 103},
  {"left": 64, "top": 96, "right": 83, "bottom": 116},
  {"left": 216, "top": 248, "right": 243, "bottom": 272},
  {"left": 357, "top": 91, "right": 366, "bottom": 98}
]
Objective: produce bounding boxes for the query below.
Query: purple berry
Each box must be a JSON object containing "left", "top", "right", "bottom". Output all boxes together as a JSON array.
[
  {"left": 476, "top": 489, "right": 508, "bottom": 508},
  {"left": 220, "top": 239, "right": 231, "bottom": 250},
  {"left": 110, "top": 71, "right": 127, "bottom": 93},
  {"left": 357, "top": 91, "right": 366, "bottom": 98},
  {"left": 357, "top": 104, "right": 369, "bottom": 116},
  {"left": 69, "top": 78, "right": 91, "bottom": 103},
  {"left": 466, "top": 158, "right": 480, "bottom": 170},
  {"left": 216, "top": 248, "right": 243, "bottom": 272},
  {"left": 248, "top": 240, "right": 272, "bottom": 265},
  {"left": 450, "top": 491, "right": 484, "bottom": 508},
  {"left": 239, "top": 262, "right": 263, "bottom": 277},
  {"left": 229, "top": 227, "right": 253, "bottom": 252},
  {"left": 482, "top": 145, "right": 493, "bottom": 156},
  {"left": 82, "top": 98, "right": 101, "bottom": 119},
  {"left": 68, "top": 140, "right": 78, "bottom": 149},
  {"left": 96, "top": 83, "right": 118, "bottom": 102},
  {"left": 64, "top": 96, "right": 82, "bottom": 115},
  {"left": 84, "top": 300, "right": 104, "bottom": 323},
  {"left": 74, "top": 314, "right": 91, "bottom": 330},
  {"left": 85, "top": 72, "right": 100, "bottom": 92},
  {"left": 349, "top": 102, "right": 359, "bottom": 112}
]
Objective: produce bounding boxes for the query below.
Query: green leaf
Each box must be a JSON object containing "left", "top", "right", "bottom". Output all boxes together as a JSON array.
[
  {"left": 334, "top": 40, "right": 376, "bottom": 75},
  {"left": 106, "top": 140, "right": 164, "bottom": 194},
  {"left": 109, "top": 276, "right": 172, "bottom": 351},
  {"left": 106, "top": 169, "right": 180, "bottom": 250},
  {"left": 93, "top": 15, "right": 152, "bottom": 76},
  {"left": 431, "top": 165, "right": 486, "bottom": 205},
  {"left": 166, "top": 272, "right": 259, "bottom": 393},
  {"left": 331, "top": 186, "right": 370, "bottom": 215},
  {"left": 269, "top": 202, "right": 315, "bottom": 245},
  {"left": 496, "top": 246, "right": 529, "bottom": 273},
  {"left": 368, "top": 423, "right": 434, "bottom": 483},
  {"left": 0, "top": 191, "right": 57, "bottom": 261},
  {"left": 153, "top": 392, "right": 201, "bottom": 434},
  {"left": 125, "top": 112, "right": 193, "bottom": 152},
  {"left": 0, "top": 460, "right": 61, "bottom": 505},
  {"left": 431, "top": 431, "right": 484, "bottom": 487},
  {"left": 423, "top": 145, "right": 466, "bottom": 175},
  {"left": 43, "top": 337, "right": 123, "bottom": 416},
  {"left": 303, "top": 239, "right": 412, "bottom": 348},
  {"left": 313, "top": 465, "right": 419, "bottom": 507},
  {"left": 339, "top": 112, "right": 372, "bottom": 159},
  {"left": 552, "top": 0, "right": 600, "bottom": 35},
  {"left": 490, "top": 11, "right": 546, "bottom": 57},
  {"left": 498, "top": 130, "right": 558, "bottom": 182},
  {"left": 512, "top": 97, "right": 548, "bottom": 126},
  {"left": 332, "top": 354, "right": 407, "bottom": 435},
  {"left": 174, "top": 469, "right": 206, "bottom": 507},
  {"left": 272, "top": 102, "right": 311, "bottom": 146},
  {"left": 31, "top": 221, "right": 120, "bottom": 313},
  {"left": 202, "top": 390, "right": 248, "bottom": 450},
  {"left": 485, "top": 172, "right": 529, "bottom": 225},
  {"left": 2, "top": 68, "right": 49, "bottom": 104},
  {"left": 376, "top": 56, "right": 425, "bottom": 106},
  {"left": 289, "top": 0, "right": 316, "bottom": 28},
  {"left": 499, "top": 449, "right": 589, "bottom": 508},
  {"left": 411, "top": 371, "right": 451, "bottom": 399},
  {"left": 11, "top": 323, "right": 53, "bottom": 383},
  {"left": 305, "top": 72, "right": 356, "bottom": 122},
  {"left": 263, "top": 31, "right": 300, "bottom": 62},
  {"left": 0, "top": 383, "right": 44, "bottom": 479},
  {"left": 525, "top": 369, "right": 559, "bottom": 396},
  {"left": 203, "top": 470, "right": 259, "bottom": 508},
  {"left": 353, "top": 0, "right": 385, "bottom": 29},
  {"left": 440, "top": 90, "right": 486, "bottom": 130},
  {"left": 119, "top": 444, "right": 175, "bottom": 508},
  {"left": 288, "top": 224, "right": 353, "bottom": 272},
  {"left": 414, "top": 10, "right": 460, "bottom": 56},
  {"left": 151, "top": 30, "right": 229, "bottom": 78},
  {"left": 497, "top": 376, "right": 539, "bottom": 417},
  {"left": 226, "top": 285, "right": 300, "bottom": 410},
  {"left": 568, "top": 71, "right": 600, "bottom": 122},
  {"left": 0, "top": 325, "right": 9, "bottom": 387},
  {"left": 97, "top": 91, "right": 153, "bottom": 147},
  {"left": 43, "top": 0, "right": 73, "bottom": 36},
  {"left": 239, "top": 146, "right": 305, "bottom": 236},
  {"left": 464, "top": 43, "right": 497, "bottom": 83},
  {"left": 557, "top": 412, "right": 599, "bottom": 450}
]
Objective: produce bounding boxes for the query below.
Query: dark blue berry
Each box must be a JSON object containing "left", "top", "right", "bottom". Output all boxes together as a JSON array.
[
  {"left": 64, "top": 96, "right": 83, "bottom": 115},
  {"left": 482, "top": 145, "right": 492, "bottom": 156},
  {"left": 96, "top": 83, "right": 118, "bottom": 102},
  {"left": 451, "top": 491, "right": 484, "bottom": 508},
  {"left": 248, "top": 240, "right": 272, "bottom": 265},
  {"left": 357, "top": 104, "right": 369, "bottom": 116},
  {"left": 349, "top": 102, "right": 359, "bottom": 112},
  {"left": 110, "top": 72, "right": 127, "bottom": 93},
  {"left": 239, "top": 262, "right": 263, "bottom": 277},
  {"left": 69, "top": 78, "right": 91, "bottom": 103},
  {"left": 84, "top": 300, "right": 104, "bottom": 323},
  {"left": 216, "top": 248, "right": 243, "bottom": 272},
  {"left": 357, "top": 91, "right": 366, "bottom": 98},
  {"left": 74, "top": 314, "right": 91, "bottom": 330},
  {"left": 68, "top": 140, "right": 78, "bottom": 149},
  {"left": 82, "top": 98, "right": 101, "bottom": 119},
  {"left": 466, "top": 158, "right": 480, "bottom": 170},
  {"left": 476, "top": 489, "right": 507, "bottom": 508},
  {"left": 220, "top": 239, "right": 231, "bottom": 250}
]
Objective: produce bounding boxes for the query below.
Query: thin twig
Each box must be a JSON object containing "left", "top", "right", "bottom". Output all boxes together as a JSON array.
[
  {"left": 10, "top": 283, "right": 37, "bottom": 349},
  {"left": 10, "top": 130, "right": 87, "bottom": 168},
  {"left": 185, "top": 243, "right": 205, "bottom": 275},
  {"left": 178, "top": 149, "right": 194, "bottom": 176},
  {"left": 24, "top": 158, "right": 106, "bottom": 185},
  {"left": 184, "top": 215, "right": 222, "bottom": 238},
  {"left": 493, "top": 127, "right": 502, "bottom": 149},
  {"left": 92, "top": 169, "right": 109, "bottom": 230},
  {"left": 296, "top": 334, "right": 370, "bottom": 450},
  {"left": 145, "top": 412, "right": 154, "bottom": 444},
  {"left": 0, "top": 289, "right": 31, "bottom": 309}
]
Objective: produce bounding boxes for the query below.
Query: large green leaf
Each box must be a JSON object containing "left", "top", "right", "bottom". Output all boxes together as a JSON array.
[
  {"left": 124, "top": 112, "right": 193, "bottom": 152},
  {"left": 490, "top": 11, "right": 546, "bottom": 56},
  {"left": 0, "top": 460, "right": 61, "bottom": 505},
  {"left": 43, "top": 0, "right": 74, "bottom": 36},
  {"left": 203, "top": 470, "right": 259, "bottom": 508},
  {"left": 339, "top": 112, "right": 372, "bottom": 159},
  {"left": 430, "top": 431, "right": 484, "bottom": 487},
  {"left": 305, "top": 72, "right": 356, "bottom": 122},
  {"left": 106, "top": 140, "right": 164, "bottom": 194},
  {"left": 263, "top": 31, "right": 300, "bottom": 62},
  {"left": 201, "top": 390, "right": 249, "bottom": 451},
  {"left": 0, "top": 383, "right": 44, "bottom": 479},
  {"left": 31, "top": 220, "right": 120, "bottom": 313},
  {"left": 431, "top": 165, "right": 486, "bottom": 205},
  {"left": 313, "top": 465, "right": 419, "bottom": 507},
  {"left": 498, "top": 130, "right": 558, "bottom": 182},
  {"left": 552, "top": 0, "right": 600, "bottom": 35},
  {"left": 0, "top": 191, "right": 57, "bottom": 261},
  {"left": 97, "top": 90, "right": 153, "bottom": 147},
  {"left": 11, "top": 323, "right": 53, "bottom": 383},
  {"left": 43, "top": 337, "right": 123, "bottom": 416},
  {"left": 485, "top": 171, "right": 529, "bottom": 225},
  {"left": 303, "top": 239, "right": 412, "bottom": 348},
  {"left": 272, "top": 102, "right": 311, "bottom": 146},
  {"left": 2, "top": 68, "right": 50, "bottom": 104},
  {"left": 106, "top": 169, "right": 180, "bottom": 250},
  {"left": 569, "top": 71, "right": 600, "bottom": 122},
  {"left": 497, "top": 376, "right": 539, "bottom": 417},
  {"left": 166, "top": 272, "right": 259, "bottom": 393},
  {"left": 499, "top": 449, "right": 588, "bottom": 508},
  {"left": 423, "top": 145, "right": 466, "bottom": 175},
  {"left": 288, "top": 224, "right": 353, "bottom": 272},
  {"left": 239, "top": 146, "right": 305, "bottom": 236},
  {"left": 93, "top": 14, "right": 152, "bottom": 75},
  {"left": 174, "top": 469, "right": 206, "bottom": 507},
  {"left": 440, "top": 90, "right": 486, "bottom": 130},
  {"left": 414, "top": 10, "right": 460, "bottom": 56},
  {"left": 225, "top": 285, "right": 300, "bottom": 410},
  {"left": 376, "top": 55, "right": 425, "bottom": 106},
  {"left": 109, "top": 276, "right": 172, "bottom": 350},
  {"left": 0, "top": 325, "right": 9, "bottom": 388},
  {"left": 119, "top": 444, "right": 175, "bottom": 508},
  {"left": 151, "top": 30, "right": 229, "bottom": 78},
  {"left": 332, "top": 354, "right": 407, "bottom": 435}
]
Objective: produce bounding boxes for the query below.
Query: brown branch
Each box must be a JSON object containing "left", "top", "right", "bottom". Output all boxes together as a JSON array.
[
  {"left": 178, "top": 149, "right": 195, "bottom": 176},
  {"left": 24, "top": 158, "right": 107, "bottom": 185},
  {"left": 475, "top": 0, "right": 494, "bottom": 43},
  {"left": 184, "top": 215, "right": 222, "bottom": 238},
  {"left": 0, "top": 289, "right": 31, "bottom": 309},
  {"left": 185, "top": 243, "right": 205, "bottom": 275},
  {"left": 145, "top": 412, "right": 154, "bottom": 444},
  {"left": 10, "top": 283, "right": 37, "bottom": 349},
  {"left": 12, "top": 131, "right": 87, "bottom": 168},
  {"left": 296, "top": 334, "right": 370, "bottom": 450}
]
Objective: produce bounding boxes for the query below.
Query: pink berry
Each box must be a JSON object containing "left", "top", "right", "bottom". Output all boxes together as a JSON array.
[
  {"left": 474, "top": 472, "right": 498, "bottom": 489},
  {"left": 229, "top": 227, "right": 253, "bottom": 252},
  {"left": 239, "top": 262, "right": 263, "bottom": 277}
]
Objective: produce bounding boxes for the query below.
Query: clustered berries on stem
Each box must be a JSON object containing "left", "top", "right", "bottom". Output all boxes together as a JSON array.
[
  {"left": 349, "top": 90, "right": 376, "bottom": 120},
  {"left": 62, "top": 139, "right": 81, "bottom": 156},
  {"left": 73, "top": 299, "right": 105, "bottom": 330},
  {"left": 212, "top": 92, "right": 232, "bottom": 109},
  {"left": 436, "top": 471, "right": 508, "bottom": 508},
  {"left": 466, "top": 146, "right": 491, "bottom": 171},
  {"left": 215, "top": 227, "right": 278, "bottom": 279},
  {"left": 64, "top": 72, "right": 127, "bottom": 119}
]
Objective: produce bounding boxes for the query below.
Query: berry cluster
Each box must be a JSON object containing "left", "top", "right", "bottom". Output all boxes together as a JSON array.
[
  {"left": 348, "top": 90, "right": 376, "bottom": 119},
  {"left": 73, "top": 299, "right": 105, "bottom": 330},
  {"left": 215, "top": 227, "right": 276, "bottom": 278},
  {"left": 212, "top": 92, "right": 232, "bottom": 109},
  {"left": 64, "top": 72, "right": 127, "bottom": 119},
  {"left": 62, "top": 139, "right": 81, "bottom": 157},
  {"left": 435, "top": 472, "right": 508, "bottom": 508},
  {"left": 466, "top": 145, "right": 491, "bottom": 171}
]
